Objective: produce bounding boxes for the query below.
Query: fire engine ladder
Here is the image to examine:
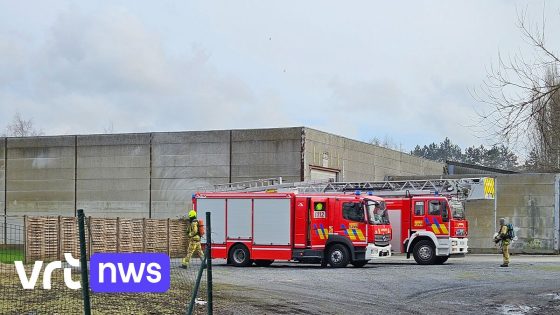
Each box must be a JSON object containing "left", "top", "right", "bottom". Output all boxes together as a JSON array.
[{"left": 200, "top": 177, "right": 494, "bottom": 201}]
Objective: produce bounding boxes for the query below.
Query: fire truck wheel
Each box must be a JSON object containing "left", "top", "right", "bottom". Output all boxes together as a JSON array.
[
  {"left": 326, "top": 244, "right": 350, "bottom": 268},
  {"left": 412, "top": 240, "right": 436, "bottom": 265},
  {"left": 351, "top": 260, "right": 368, "bottom": 268},
  {"left": 229, "top": 244, "right": 252, "bottom": 267},
  {"left": 435, "top": 256, "right": 449, "bottom": 264},
  {"left": 254, "top": 260, "right": 274, "bottom": 267}
]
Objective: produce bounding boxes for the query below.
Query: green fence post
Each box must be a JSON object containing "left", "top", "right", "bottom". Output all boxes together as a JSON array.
[
  {"left": 186, "top": 255, "right": 206, "bottom": 315},
  {"left": 77, "top": 209, "right": 92, "bottom": 315},
  {"left": 206, "top": 212, "right": 213, "bottom": 315}
]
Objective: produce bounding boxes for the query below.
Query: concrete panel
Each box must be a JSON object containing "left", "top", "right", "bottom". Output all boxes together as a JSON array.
[
  {"left": 153, "top": 166, "right": 229, "bottom": 178},
  {"left": 78, "top": 133, "right": 150, "bottom": 146},
  {"left": 77, "top": 190, "right": 149, "bottom": 201},
  {"left": 7, "top": 178, "right": 74, "bottom": 195},
  {"left": 153, "top": 154, "right": 228, "bottom": 167},
  {"left": 467, "top": 174, "right": 558, "bottom": 254},
  {"left": 232, "top": 127, "right": 302, "bottom": 141},
  {"left": 77, "top": 134, "right": 150, "bottom": 217},
  {"left": 7, "top": 168, "right": 75, "bottom": 180},
  {"left": 151, "top": 178, "right": 229, "bottom": 191},
  {"left": 77, "top": 156, "right": 148, "bottom": 168},
  {"left": 151, "top": 176, "right": 229, "bottom": 218},
  {"left": 152, "top": 202, "right": 193, "bottom": 219},
  {"left": 231, "top": 140, "right": 301, "bottom": 154},
  {"left": 75, "top": 201, "right": 148, "bottom": 218},
  {"left": 231, "top": 128, "right": 302, "bottom": 183},
  {"left": 154, "top": 131, "right": 230, "bottom": 143},
  {"left": 78, "top": 168, "right": 148, "bottom": 180},
  {"left": 77, "top": 145, "right": 149, "bottom": 157},
  {"left": 6, "top": 136, "right": 75, "bottom": 217},
  {"left": 303, "top": 128, "right": 444, "bottom": 182},
  {"left": 231, "top": 165, "right": 300, "bottom": 178},
  {"left": 153, "top": 142, "right": 229, "bottom": 156},
  {"left": 151, "top": 131, "right": 230, "bottom": 218},
  {"left": 78, "top": 179, "right": 150, "bottom": 191}
]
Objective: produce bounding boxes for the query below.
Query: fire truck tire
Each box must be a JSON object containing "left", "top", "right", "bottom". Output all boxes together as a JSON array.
[
  {"left": 435, "top": 256, "right": 449, "bottom": 264},
  {"left": 412, "top": 240, "right": 437, "bottom": 265},
  {"left": 351, "top": 260, "right": 368, "bottom": 268},
  {"left": 326, "top": 244, "right": 350, "bottom": 268},
  {"left": 229, "top": 244, "right": 252, "bottom": 267},
  {"left": 254, "top": 260, "right": 274, "bottom": 267}
]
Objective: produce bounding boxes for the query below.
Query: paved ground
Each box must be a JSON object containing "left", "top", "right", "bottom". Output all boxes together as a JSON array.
[{"left": 211, "top": 255, "right": 560, "bottom": 315}]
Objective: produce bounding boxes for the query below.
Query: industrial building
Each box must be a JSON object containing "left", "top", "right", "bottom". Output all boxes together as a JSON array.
[
  {"left": 0, "top": 127, "right": 443, "bottom": 219},
  {"left": 1, "top": 127, "right": 558, "bottom": 254}
]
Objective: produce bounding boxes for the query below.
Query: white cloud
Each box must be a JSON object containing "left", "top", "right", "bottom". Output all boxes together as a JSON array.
[{"left": 0, "top": 0, "right": 558, "bottom": 155}]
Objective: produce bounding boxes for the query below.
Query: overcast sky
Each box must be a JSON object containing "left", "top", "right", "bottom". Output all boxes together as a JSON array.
[{"left": 1, "top": 1, "right": 559, "bottom": 153}]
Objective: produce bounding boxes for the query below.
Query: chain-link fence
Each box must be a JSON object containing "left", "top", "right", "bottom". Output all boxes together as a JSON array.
[
  {"left": 0, "top": 213, "right": 213, "bottom": 315},
  {"left": 0, "top": 216, "right": 83, "bottom": 314}
]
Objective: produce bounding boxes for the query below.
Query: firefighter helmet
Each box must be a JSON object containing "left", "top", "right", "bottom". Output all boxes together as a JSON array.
[{"left": 188, "top": 210, "right": 197, "bottom": 219}]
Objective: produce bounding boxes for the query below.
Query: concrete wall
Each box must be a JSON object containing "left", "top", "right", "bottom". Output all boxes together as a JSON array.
[
  {"left": 466, "top": 173, "right": 559, "bottom": 254},
  {"left": 231, "top": 128, "right": 302, "bottom": 183},
  {"left": 0, "top": 128, "right": 304, "bottom": 219},
  {"left": 77, "top": 134, "right": 150, "bottom": 218},
  {"left": 151, "top": 131, "right": 230, "bottom": 219},
  {"left": 6, "top": 136, "right": 75, "bottom": 217},
  {"left": 0, "top": 127, "right": 455, "bottom": 222},
  {"left": 303, "top": 128, "right": 444, "bottom": 181}
]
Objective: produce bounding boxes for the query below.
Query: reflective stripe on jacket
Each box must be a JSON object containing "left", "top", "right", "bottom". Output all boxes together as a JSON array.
[{"left": 188, "top": 220, "right": 201, "bottom": 241}]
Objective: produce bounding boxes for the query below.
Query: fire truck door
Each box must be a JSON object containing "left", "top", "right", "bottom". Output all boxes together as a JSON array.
[
  {"left": 294, "top": 197, "right": 309, "bottom": 248},
  {"left": 426, "top": 199, "right": 450, "bottom": 236},
  {"left": 411, "top": 200, "right": 426, "bottom": 233},
  {"left": 310, "top": 198, "right": 329, "bottom": 245},
  {"left": 387, "top": 210, "right": 401, "bottom": 253}
]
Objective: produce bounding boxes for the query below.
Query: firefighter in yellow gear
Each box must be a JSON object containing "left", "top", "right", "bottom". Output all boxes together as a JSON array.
[
  {"left": 181, "top": 210, "right": 205, "bottom": 268},
  {"left": 494, "top": 218, "right": 510, "bottom": 267}
]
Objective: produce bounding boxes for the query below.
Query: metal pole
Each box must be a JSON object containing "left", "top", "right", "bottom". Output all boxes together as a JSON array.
[
  {"left": 554, "top": 174, "right": 560, "bottom": 252},
  {"left": 186, "top": 256, "right": 206, "bottom": 315},
  {"left": 77, "top": 209, "right": 91, "bottom": 315},
  {"left": 494, "top": 178, "right": 498, "bottom": 234},
  {"left": 206, "top": 212, "right": 213, "bottom": 315},
  {"left": 4, "top": 138, "right": 8, "bottom": 245}
]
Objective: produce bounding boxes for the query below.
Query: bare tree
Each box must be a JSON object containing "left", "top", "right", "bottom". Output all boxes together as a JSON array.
[
  {"left": 476, "top": 9, "right": 560, "bottom": 171},
  {"left": 528, "top": 67, "right": 560, "bottom": 170},
  {"left": 103, "top": 121, "right": 115, "bottom": 134},
  {"left": 369, "top": 135, "right": 402, "bottom": 151},
  {"left": 4, "top": 112, "right": 44, "bottom": 137}
]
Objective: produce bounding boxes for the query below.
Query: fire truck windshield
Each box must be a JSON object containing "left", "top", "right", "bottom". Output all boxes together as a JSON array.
[
  {"left": 364, "top": 199, "right": 390, "bottom": 225},
  {"left": 449, "top": 199, "right": 465, "bottom": 219}
]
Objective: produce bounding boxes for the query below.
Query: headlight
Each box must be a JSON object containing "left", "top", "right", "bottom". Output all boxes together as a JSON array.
[
  {"left": 455, "top": 229, "right": 465, "bottom": 236},
  {"left": 375, "top": 234, "right": 391, "bottom": 242}
]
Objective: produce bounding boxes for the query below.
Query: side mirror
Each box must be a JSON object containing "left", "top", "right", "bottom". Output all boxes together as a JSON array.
[{"left": 442, "top": 208, "right": 449, "bottom": 222}]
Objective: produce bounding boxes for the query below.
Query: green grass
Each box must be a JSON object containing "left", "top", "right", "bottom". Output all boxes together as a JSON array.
[{"left": 0, "top": 248, "right": 24, "bottom": 264}]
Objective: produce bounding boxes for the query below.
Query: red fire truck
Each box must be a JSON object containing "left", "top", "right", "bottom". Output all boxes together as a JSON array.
[
  {"left": 383, "top": 194, "right": 469, "bottom": 265},
  {"left": 193, "top": 191, "right": 392, "bottom": 268}
]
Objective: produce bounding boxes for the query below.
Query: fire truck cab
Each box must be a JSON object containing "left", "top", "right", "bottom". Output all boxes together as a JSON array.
[
  {"left": 193, "top": 191, "right": 392, "bottom": 268},
  {"left": 385, "top": 195, "right": 469, "bottom": 265}
]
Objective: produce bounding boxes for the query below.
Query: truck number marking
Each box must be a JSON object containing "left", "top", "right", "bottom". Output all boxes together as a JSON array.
[{"left": 313, "top": 211, "right": 326, "bottom": 219}]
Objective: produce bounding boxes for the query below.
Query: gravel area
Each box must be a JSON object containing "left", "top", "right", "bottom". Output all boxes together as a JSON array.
[{"left": 211, "top": 255, "right": 560, "bottom": 315}]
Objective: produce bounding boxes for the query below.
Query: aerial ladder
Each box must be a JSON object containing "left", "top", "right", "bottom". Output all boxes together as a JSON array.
[{"left": 202, "top": 176, "right": 496, "bottom": 201}]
